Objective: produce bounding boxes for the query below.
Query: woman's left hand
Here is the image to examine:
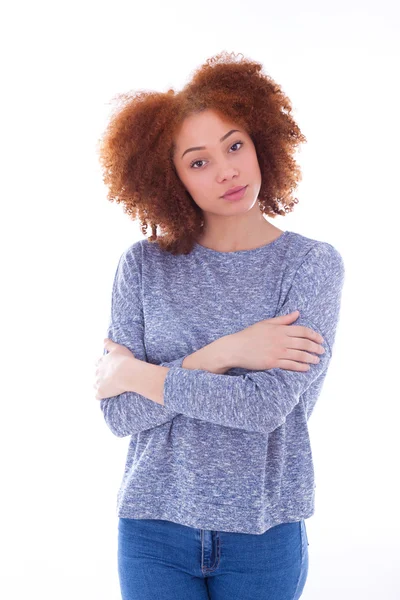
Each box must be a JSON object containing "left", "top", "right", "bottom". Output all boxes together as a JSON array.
[{"left": 94, "top": 338, "right": 136, "bottom": 400}]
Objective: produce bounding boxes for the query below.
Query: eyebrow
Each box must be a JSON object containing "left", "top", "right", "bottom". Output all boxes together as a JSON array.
[{"left": 181, "top": 129, "right": 241, "bottom": 159}]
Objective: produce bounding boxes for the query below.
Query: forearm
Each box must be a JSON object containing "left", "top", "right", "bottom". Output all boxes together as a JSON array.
[
  {"left": 181, "top": 334, "right": 235, "bottom": 374},
  {"left": 123, "top": 359, "right": 169, "bottom": 405},
  {"left": 124, "top": 335, "right": 236, "bottom": 406}
]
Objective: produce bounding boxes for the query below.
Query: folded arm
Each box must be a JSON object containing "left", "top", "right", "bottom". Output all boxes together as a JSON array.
[
  {"left": 99, "top": 248, "right": 189, "bottom": 437},
  {"left": 162, "top": 243, "right": 345, "bottom": 434},
  {"left": 99, "top": 247, "right": 231, "bottom": 438}
]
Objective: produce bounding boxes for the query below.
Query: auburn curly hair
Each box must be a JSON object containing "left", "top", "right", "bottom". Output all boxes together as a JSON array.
[{"left": 96, "top": 51, "right": 307, "bottom": 255}]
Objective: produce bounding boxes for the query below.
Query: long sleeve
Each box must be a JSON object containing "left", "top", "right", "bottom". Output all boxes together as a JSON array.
[
  {"left": 163, "top": 243, "right": 345, "bottom": 434},
  {"left": 100, "top": 248, "right": 189, "bottom": 438}
]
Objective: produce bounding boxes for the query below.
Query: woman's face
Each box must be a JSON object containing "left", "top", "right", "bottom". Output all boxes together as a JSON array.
[{"left": 172, "top": 109, "right": 262, "bottom": 221}]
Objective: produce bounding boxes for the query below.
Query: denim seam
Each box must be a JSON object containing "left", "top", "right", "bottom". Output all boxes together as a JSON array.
[{"left": 201, "top": 531, "right": 221, "bottom": 574}]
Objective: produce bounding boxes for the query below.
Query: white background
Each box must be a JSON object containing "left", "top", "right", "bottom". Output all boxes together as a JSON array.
[{"left": 1, "top": 0, "right": 399, "bottom": 598}]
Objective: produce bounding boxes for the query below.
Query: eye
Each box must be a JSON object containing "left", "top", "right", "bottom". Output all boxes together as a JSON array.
[
  {"left": 230, "top": 141, "right": 243, "bottom": 152},
  {"left": 190, "top": 140, "right": 244, "bottom": 169},
  {"left": 190, "top": 159, "right": 206, "bottom": 170}
]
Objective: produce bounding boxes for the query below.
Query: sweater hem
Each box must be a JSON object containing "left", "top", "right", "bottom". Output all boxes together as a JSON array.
[{"left": 116, "top": 498, "right": 315, "bottom": 535}]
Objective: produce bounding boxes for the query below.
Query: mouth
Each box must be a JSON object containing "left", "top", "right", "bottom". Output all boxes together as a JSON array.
[
  {"left": 222, "top": 185, "right": 246, "bottom": 198},
  {"left": 222, "top": 185, "right": 248, "bottom": 201}
]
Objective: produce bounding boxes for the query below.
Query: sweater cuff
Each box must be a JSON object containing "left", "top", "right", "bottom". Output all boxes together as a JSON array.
[
  {"left": 163, "top": 366, "right": 198, "bottom": 413},
  {"left": 160, "top": 356, "right": 185, "bottom": 369}
]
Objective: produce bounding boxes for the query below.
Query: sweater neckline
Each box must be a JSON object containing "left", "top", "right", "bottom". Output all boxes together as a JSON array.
[{"left": 193, "top": 230, "right": 291, "bottom": 256}]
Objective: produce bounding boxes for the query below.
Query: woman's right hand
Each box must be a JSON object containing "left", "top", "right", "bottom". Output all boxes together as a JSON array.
[{"left": 228, "top": 310, "right": 326, "bottom": 371}]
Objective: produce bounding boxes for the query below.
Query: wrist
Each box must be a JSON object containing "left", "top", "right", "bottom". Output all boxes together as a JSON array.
[
  {"left": 123, "top": 356, "right": 169, "bottom": 405},
  {"left": 121, "top": 356, "right": 141, "bottom": 392},
  {"left": 182, "top": 335, "right": 235, "bottom": 374}
]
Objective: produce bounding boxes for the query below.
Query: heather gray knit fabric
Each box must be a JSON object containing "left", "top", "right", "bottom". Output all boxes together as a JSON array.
[{"left": 100, "top": 229, "right": 345, "bottom": 534}]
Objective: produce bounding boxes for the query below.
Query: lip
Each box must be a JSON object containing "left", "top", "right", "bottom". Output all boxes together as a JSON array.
[
  {"left": 222, "top": 185, "right": 246, "bottom": 198},
  {"left": 222, "top": 185, "right": 248, "bottom": 202}
]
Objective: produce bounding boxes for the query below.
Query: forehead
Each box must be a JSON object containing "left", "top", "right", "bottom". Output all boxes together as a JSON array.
[{"left": 176, "top": 110, "right": 240, "bottom": 142}]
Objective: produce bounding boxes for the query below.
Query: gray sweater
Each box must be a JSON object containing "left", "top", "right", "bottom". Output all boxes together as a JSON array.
[{"left": 100, "top": 229, "right": 345, "bottom": 534}]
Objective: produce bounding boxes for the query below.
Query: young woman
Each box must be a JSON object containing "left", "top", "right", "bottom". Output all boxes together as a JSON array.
[{"left": 94, "top": 51, "right": 345, "bottom": 600}]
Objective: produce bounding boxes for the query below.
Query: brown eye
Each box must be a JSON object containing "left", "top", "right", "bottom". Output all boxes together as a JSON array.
[
  {"left": 190, "top": 141, "right": 244, "bottom": 169},
  {"left": 230, "top": 141, "right": 243, "bottom": 152},
  {"left": 190, "top": 159, "right": 206, "bottom": 169}
]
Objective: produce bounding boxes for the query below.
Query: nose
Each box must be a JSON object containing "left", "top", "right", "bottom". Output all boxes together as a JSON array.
[{"left": 216, "top": 164, "right": 239, "bottom": 182}]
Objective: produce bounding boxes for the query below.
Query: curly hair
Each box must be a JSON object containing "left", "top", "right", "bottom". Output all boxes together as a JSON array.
[{"left": 96, "top": 51, "right": 307, "bottom": 255}]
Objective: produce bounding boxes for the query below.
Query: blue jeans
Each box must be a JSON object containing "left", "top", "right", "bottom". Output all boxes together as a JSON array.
[{"left": 118, "top": 517, "right": 309, "bottom": 599}]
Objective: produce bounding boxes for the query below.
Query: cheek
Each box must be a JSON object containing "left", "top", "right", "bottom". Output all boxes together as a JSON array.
[
  {"left": 245, "top": 148, "right": 259, "bottom": 168},
  {"left": 246, "top": 155, "right": 261, "bottom": 181},
  {"left": 176, "top": 169, "right": 196, "bottom": 194},
  {"left": 186, "top": 171, "right": 211, "bottom": 193}
]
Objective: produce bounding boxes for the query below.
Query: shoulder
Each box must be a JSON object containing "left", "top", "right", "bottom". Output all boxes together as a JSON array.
[
  {"left": 118, "top": 239, "right": 153, "bottom": 270},
  {"left": 287, "top": 231, "right": 345, "bottom": 281},
  {"left": 118, "top": 238, "right": 173, "bottom": 279},
  {"left": 124, "top": 238, "right": 167, "bottom": 260},
  {"left": 121, "top": 238, "right": 144, "bottom": 258}
]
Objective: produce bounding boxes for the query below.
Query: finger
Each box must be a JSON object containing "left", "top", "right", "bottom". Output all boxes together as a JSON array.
[
  {"left": 287, "top": 349, "right": 320, "bottom": 364},
  {"left": 274, "top": 310, "right": 299, "bottom": 321},
  {"left": 287, "top": 326, "right": 324, "bottom": 344},
  {"left": 276, "top": 359, "right": 311, "bottom": 372}
]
